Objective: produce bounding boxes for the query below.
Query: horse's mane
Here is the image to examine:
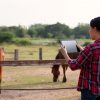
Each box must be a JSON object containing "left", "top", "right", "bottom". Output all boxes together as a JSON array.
[{"left": 55, "top": 51, "right": 65, "bottom": 59}]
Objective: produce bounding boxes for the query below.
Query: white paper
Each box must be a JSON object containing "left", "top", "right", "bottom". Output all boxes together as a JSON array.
[{"left": 61, "top": 40, "right": 77, "bottom": 53}]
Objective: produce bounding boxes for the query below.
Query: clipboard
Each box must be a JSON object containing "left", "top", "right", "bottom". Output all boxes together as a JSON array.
[{"left": 60, "top": 40, "right": 79, "bottom": 53}]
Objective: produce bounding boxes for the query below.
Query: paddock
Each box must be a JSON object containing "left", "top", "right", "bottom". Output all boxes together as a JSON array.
[{"left": 0, "top": 47, "right": 81, "bottom": 100}]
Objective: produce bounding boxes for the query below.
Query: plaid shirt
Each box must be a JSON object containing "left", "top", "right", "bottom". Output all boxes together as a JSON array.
[{"left": 68, "top": 38, "right": 100, "bottom": 96}]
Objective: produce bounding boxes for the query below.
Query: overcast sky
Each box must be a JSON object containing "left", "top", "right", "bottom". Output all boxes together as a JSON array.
[{"left": 0, "top": 0, "right": 100, "bottom": 28}]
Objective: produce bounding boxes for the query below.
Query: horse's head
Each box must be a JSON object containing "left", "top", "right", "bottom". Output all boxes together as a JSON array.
[
  {"left": 51, "top": 51, "right": 63, "bottom": 82},
  {"left": 51, "top": 64, "right": 60, "bottom": 82}
]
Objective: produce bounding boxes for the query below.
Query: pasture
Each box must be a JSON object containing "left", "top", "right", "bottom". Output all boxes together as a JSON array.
[{"left": 0, "top": 39, "right": 92, "bottom": 100}]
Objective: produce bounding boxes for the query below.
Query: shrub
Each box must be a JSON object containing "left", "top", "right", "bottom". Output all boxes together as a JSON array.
[
  {"left": 83, "top": 41, "right": 91, "bottom": 46},
  {"left": 0, "top": 32, "right": 15, "bottom": 43},
  {"left": 12, "top": 38, "right": 32, "bottom": 45}
]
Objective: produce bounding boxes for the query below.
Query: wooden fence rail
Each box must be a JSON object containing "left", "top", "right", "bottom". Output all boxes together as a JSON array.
[{"left": 0, "top": 59, "right": 67, "bottom": 66}]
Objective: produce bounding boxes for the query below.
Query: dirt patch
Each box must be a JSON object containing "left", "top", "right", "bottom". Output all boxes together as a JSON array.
[
  {"left": 0, "top": 89, "right": 80, "bottom": 100},
  {"left": 0, "top": 66, "right": 81, "bottom": 100}
]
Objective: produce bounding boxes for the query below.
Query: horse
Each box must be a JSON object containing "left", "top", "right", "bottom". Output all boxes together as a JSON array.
[{"left": 51, "top": 50, "right": 80, "bottom": 83}]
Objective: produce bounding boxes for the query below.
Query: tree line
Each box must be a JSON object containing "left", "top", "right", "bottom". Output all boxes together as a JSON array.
[{"left": 0, "top": 22, "right": 90, "bottom": 43}]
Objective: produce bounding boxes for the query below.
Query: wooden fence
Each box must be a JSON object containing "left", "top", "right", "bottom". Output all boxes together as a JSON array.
[{"left": 5, "top": 48, "right": 43, "bottom": 60}]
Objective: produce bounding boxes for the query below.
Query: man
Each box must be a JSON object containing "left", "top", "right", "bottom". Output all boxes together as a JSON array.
[{"left": 60, "top": 17, "right": 100, "bottom": 100}]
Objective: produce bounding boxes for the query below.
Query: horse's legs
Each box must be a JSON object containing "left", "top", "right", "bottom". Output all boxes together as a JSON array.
[{"left": 62, "top": 65, "right": 68, "bottom": 82}]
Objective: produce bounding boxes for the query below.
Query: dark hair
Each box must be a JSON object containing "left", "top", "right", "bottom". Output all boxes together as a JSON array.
[{"left": 90, "top": 17, "right": 100, "bottom": 31}]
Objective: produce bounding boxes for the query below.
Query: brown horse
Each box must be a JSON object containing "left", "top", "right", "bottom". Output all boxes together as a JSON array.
[{"left": 51, "top": 50, "right": 80, "bottom": 83}]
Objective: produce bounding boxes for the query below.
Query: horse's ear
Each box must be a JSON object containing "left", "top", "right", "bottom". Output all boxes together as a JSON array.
[{"left": 76, "top": 45, "right": 81, "bottom": 52}]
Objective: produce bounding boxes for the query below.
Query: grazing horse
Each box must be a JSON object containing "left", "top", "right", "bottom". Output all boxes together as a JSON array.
[{"left": 51, "top": 50, "right": 80, "bottom": 83}]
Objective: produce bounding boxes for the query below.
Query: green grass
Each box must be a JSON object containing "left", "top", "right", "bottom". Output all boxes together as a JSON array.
[
  {"left": 0, "top": 44, "right": 59, "bottom": 60},
  {"left": 2, "top": 73, "right": 69, "bottom": 89},
  {"left": 2, "top": 76, "right": 51, "bottom": 88},
  {"left": 76, "top": 38, "right": 93, "bottom": 46}
]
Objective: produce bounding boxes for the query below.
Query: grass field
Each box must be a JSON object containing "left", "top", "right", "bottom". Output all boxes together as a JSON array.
[{"left": 0, "top": 44, "right": 59, "bottom": 60}]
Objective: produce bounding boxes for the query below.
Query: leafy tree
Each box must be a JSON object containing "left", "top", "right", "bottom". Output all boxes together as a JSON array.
[
  {"left": 28, "top": 29, "right": 37, "bottom": 37},
  {"left": 0, "top": 22, "right": 90, "bottom": 42},
  {"left": 28, "top": 24, "right": 46, "bottom": 38},
  {"left": 0, "top": 32, "right": 15, "bottom": 43},
  {"left": 72, "top": 23, "right": 89, "bottom": 38},
  {"left": 15, "top": 25, "right": 28, "bottom": 37},
  {"left": 45, "top": 22, "right": 71, "bottom": 38},
  {"left": 0, "top": 26, "right": 9, "bottom": 32},
  {"left": 47, "top": 32, "right": 53, "bottom": 38}
]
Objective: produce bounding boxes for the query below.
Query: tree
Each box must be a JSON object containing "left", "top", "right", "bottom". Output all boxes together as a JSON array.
[
  {"left": 72, "top": 23, "right": 89, "bottom": 38},
  {"left": 28, "top": 24, "right": 46, "bottom": 38},
  {"left": 0, "top": 32, "right": 15, "bottom": 43},
  {"left": 45, "top": 22, "right": 71, "bottom": 38},
  {"left": 16, "top": 25, "right": 28, "bottom": 37}
]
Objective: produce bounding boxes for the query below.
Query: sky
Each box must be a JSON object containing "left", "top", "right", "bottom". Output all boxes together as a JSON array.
[{"left": 0, "top": 0, "right": 100, "bottom": 28}]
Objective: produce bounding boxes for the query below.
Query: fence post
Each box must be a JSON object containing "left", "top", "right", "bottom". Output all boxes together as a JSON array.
[
  {"left": 0, "top": 48, "right": 5, "bottom": 94},
  {"left": 14, "top": 49, "right": 19, "bottom": 60},
  {"left": 39, "top": 48, "right": 42, "bottom": 60}
]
